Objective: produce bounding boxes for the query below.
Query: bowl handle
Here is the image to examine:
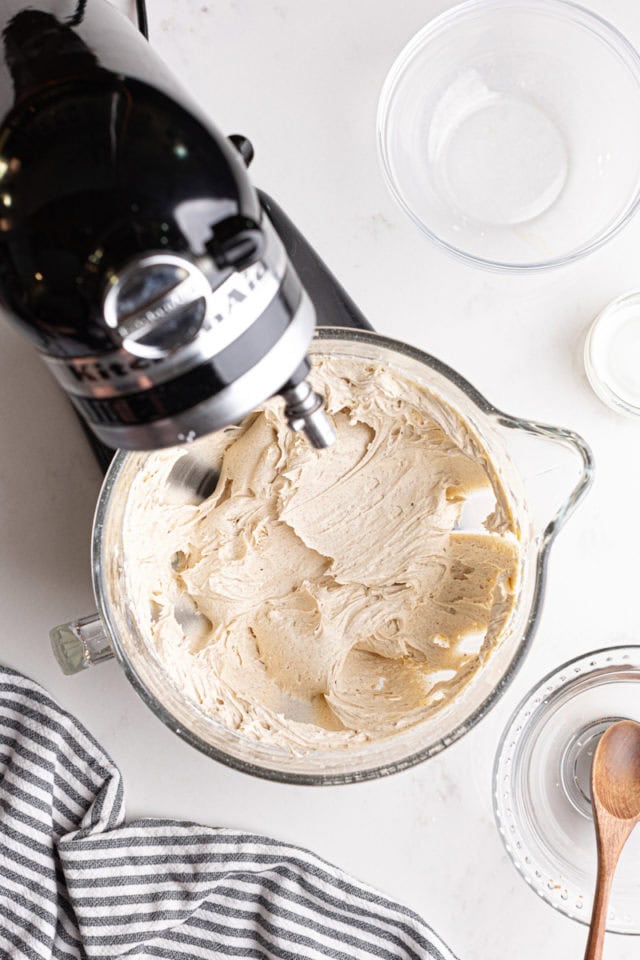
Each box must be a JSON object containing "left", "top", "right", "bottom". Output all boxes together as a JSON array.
[
  {"left": 494, "top": 414, "right": 594, "bottom": 545},
  {"left": 50, "top": 613, "right": 115, "bottom": 675}
]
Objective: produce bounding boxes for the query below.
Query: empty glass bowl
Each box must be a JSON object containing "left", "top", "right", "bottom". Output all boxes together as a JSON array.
[{"left": 377, "top": 0, "right": 640, "bottom": 270}]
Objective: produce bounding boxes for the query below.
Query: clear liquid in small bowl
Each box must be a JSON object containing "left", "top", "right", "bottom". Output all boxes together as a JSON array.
[{"left": 585, "top": 292, "right": 640, "bottom": 416}]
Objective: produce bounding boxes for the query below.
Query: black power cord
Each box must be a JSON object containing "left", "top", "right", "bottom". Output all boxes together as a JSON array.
[
  {"left": 135, "top": 0, "right": 149, "bottom": 39},
  {"left": 67, "top": 0, "right": 88, "bottom": 26},
  {"left": 68, "top": 0, "right": 148, "bottom": 36},
  {"left": 69, "top": 0, "right": 147, "bottom": 35}
]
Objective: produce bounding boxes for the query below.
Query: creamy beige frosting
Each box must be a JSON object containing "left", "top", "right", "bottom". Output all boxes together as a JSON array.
[{"left": 122, "top": 356, "right": 519, "bottom": 754}]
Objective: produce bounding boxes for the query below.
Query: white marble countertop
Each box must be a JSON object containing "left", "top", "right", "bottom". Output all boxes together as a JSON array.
[{"left": 2, "top": 0, "right": 640, "bottom": 956}]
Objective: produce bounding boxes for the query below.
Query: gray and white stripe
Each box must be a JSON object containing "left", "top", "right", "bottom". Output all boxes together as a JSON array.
[{"left": 0, "top": 668, "right": 457, "bottom": 959}]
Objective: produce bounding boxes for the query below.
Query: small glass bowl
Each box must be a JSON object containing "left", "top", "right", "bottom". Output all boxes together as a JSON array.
[
  {"left": 494, "top": 647, "right": 640, "bottom": 934},
  {"left": 585, "top": 291, "right": 640, "bottom": 417},
  {"left": 377, "top": 0, "right": 640, "bottom": 271}
]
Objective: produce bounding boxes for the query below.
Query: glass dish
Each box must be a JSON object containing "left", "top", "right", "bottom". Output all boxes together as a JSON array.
[
  {"left": 494, "top": 647, "right": 640, "bottom": 933},
  {"left": 377, "top": 0, "right": 640, "bottom": 271},
  {"left": 585, "top": 291, "right": 640, "bottom": 417},
  {"left": 51, "top": 329, "right": 592, "bottom": 783}
]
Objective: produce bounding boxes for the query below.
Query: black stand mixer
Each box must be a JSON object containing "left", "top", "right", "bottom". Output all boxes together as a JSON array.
[{"left": 0, "top": 0, "right": 371, "bottom": 469}]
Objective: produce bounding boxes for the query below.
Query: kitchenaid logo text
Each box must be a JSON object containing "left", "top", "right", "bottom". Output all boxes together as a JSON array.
[
  {"left": 126, "top": 280, "right": 204, "bottom": 335},
  {"left": 210, "top": 261, "right": 268, "bottom": 324},
  {"left": 68, "top": 355, "right": 160, "bottom": 384}
]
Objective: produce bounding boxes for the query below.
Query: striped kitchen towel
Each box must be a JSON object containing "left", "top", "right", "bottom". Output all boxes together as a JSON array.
[{"left": 0, "top": 665, "right": 457, "bottom": 960}]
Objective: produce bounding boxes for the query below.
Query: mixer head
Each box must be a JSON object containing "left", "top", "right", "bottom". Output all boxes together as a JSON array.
[{"left": 0, "top": 1, "right": 335, "bottom": 450}]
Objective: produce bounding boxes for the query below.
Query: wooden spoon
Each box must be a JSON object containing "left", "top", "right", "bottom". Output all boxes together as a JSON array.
[{"left": 584, "top": 719, "right": 640, "bottom": 960}]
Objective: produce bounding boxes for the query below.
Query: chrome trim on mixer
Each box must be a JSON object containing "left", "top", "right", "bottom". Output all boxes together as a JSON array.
[
  {"left": 42, "top": 219, "right": 288, "bottom": 398},
  {"left": 42, "top": 262, "right": 282, "bottom": 397},
  {"left": 103, "top": 252, "right": 214, "bottom": 358},
  {"left": 90, "top": 290, "right": 316, "bottom": 448}
]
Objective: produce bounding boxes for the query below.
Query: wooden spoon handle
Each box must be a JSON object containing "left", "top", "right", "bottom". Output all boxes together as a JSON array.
[
  {"left": 585, "top": 813, "right": 636, "bottom": 959},
  {"left": 584, "top": 863, "right": 614, "bottom": 960}
]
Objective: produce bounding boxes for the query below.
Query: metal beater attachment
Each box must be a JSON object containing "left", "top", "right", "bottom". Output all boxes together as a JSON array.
[{"left": 281, "top": 379, "right": 336, "bottom": 449}]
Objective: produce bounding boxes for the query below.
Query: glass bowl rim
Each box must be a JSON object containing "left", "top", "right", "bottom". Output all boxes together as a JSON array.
[{"left": 376, "top": 0, "right": 640, "bottom": 272}]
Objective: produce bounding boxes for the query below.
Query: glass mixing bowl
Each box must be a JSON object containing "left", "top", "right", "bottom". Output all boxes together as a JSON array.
[
  {"left": 51, "top": 329, "right": 593, "bottom": 783},
  {"left": 377, "top": 0, "right": 640, "bottom": 271},
  {"left": 494, "top": 647, "right": 640, "bottom": 933}
]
